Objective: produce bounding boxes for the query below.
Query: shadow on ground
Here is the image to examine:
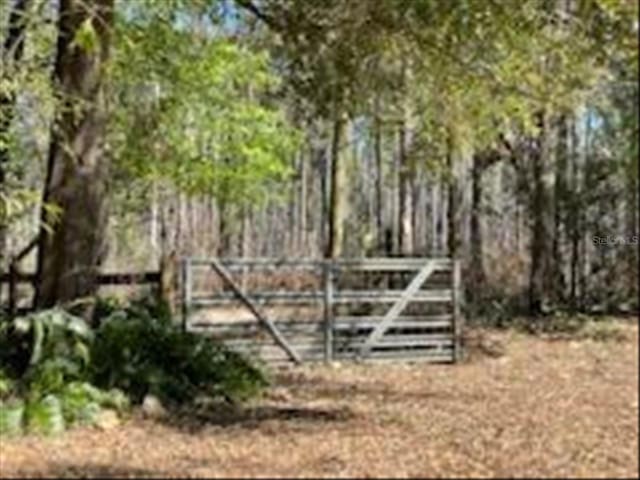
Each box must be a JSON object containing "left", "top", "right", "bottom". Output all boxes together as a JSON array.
[
  {"left": 14, "top": 463, "right": 166, "bottom": 479},
  {"left": 160, "top": 403, "right": 357, "bottom": 433},
  {"left": 275, "top": 371, "right": 484, "bottom": 404}
]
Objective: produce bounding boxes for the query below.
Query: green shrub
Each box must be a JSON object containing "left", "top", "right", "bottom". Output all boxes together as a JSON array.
[
  {"left": 91, "top": 296, "right": 126, "bottom": 325},
  {"left": 58, "top": 382, "right": 129, "bottom": 425},
  {"left": 25, "top": 394, "right": 65, "bottom": 435},
  {"left": 92, "top": 295, "right": 173, "bottom": 327},
  {"left": 0, "top": 399, "right": 24, "bottom": 437},
  {"left": 1, "top": 381, "right": 128, "bottom": 437},
  {"left": 90, "top": 298, "right": 268, "bottom": 406},
  {"left": 0, "top": 369, "right": 13, "bottom": 399},
  {"left": 0, "top": 319, "right": 33, "bottom": 379},
  {"left": 0, "top": 298, "right": 267, "bottom": 437},
  {"left": 0, "top": 310, "right": 128, "bottom": 437}
]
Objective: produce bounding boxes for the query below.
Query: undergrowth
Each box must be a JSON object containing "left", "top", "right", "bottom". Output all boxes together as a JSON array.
[
  {"left": 0, "top": 296, "right": 268, "bottom": 437},
  {"left": 90, "top": 296, "right": 268, "bottom": 406},
  {"left": 0, "top": 309, "right": 128, "bottom": 436},
  {"left": 466, "top": 309, "right": 630, "bottom": 342}
]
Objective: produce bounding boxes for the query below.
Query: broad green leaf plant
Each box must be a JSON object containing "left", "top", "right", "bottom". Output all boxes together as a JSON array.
[{"left": 0, "top": 310, "right": 128, "bottom": 437}]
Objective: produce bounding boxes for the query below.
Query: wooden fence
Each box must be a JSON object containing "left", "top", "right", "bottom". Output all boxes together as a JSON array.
[
  {"left": 183, "top": 257, "right": 463, "bottom": 365},
  {"left": 0, "top": 269, "right": 162, "bottom": 316},
  {"left": 1, "top": 241, "right": 176, "bottom": 316}
]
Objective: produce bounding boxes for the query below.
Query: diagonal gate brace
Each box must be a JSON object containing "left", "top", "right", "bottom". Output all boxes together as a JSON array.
[
  {"left": 210, "top": 259, "right": 301, "bottom": 364},
  {"left": 359, "top": 261, "right": 436, "bottom": 356}
]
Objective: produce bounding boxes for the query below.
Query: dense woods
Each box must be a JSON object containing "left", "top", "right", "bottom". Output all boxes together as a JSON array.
[{"left": 1, "top": 0, "right": 638, "bottom": 316}]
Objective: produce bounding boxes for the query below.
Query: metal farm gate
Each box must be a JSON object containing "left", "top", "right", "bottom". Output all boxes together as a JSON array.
[{"left": 181, "top": 257, "right": 462, "bottom": 364}]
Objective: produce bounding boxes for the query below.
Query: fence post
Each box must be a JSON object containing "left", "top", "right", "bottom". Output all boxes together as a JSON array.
[
  {"left": 323, "top": 260, "right": 334, "bottom": 363},
  {"left": 452, "top": 259, "right": 463, "bottom": 363},
  {"left": 181, "top": 257, "right": 191, "bottom": 331}
]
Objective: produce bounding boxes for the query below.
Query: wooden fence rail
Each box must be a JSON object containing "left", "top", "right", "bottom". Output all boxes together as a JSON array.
[
  {"left": 0, "top": 269, "right": 162, "bottom": 317},
  {"left": 0, "top": 271, "right": 161, "bottom": 284}
]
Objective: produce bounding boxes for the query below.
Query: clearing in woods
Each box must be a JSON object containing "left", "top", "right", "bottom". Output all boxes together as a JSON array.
[{"left": 0, "top": 323, "right": 637, "bottom": 478}]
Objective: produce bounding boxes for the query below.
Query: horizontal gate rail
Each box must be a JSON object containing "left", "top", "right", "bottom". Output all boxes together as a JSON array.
[
  {"left": 334, "top": 321, "right": 452, "bottom": 331},
  {"left": 188, "top": 257, "right": 452, "bottom": 270},
  {"left": 188, "top": 290, "right": 452, "bottom": 306}
]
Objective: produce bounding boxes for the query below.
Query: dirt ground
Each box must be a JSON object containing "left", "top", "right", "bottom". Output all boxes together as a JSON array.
[{"left": 1, "top": 324, "right": 637, "bottom": 478}]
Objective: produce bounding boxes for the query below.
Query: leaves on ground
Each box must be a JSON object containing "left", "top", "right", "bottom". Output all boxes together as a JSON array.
[{"left": 1, "top": 323, "right": 636, "bottom": 478}]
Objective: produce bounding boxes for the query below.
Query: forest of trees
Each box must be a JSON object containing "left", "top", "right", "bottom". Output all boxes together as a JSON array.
[{"left": 1, "top": 0, "right": 638, "bottom": 318}]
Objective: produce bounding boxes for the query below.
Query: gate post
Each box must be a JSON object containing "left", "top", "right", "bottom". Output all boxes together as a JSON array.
[{"left": 323, "top": 260, "right": 334, "bottom": 363}]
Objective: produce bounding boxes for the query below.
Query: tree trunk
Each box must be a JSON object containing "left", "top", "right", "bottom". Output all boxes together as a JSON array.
[
  {"left": 430, "top": 183, "right": 439, "bottom": 254},
  {"left": 398, "top": 117, "right": 413, "bottom": 255},
  {"left": 288, "top": 153, "right": 298, "bottom": 253},
  {"left": 529, "top": 112, "right": 555, "bottom": 315},
  {"left": 552, "top": 116, "right": 568, "bottom": 304},
  {"left": 1, "top": 0, "right": 33, "bottom": 266},
  {"left": 299, "top": 146, "right": 308, "bottom": 254},
  {"left": 149, "top": 181, "right": 159, "bottom": 259},
  {"left": 626, "top": 99, "right": 639, "bottom": 306},
  {"left": 374, "top": 100, "right": 384, "bottom": 247},
  {"left": 440, "top": 176, "right": 448, "bottom": 253},
  {"left": 469, "top": 153, "right": 487, "bottom": 300},
  {"left": 568, "top": 117, "right": 580, "bottom": 311},
  {"left": 218, "top": 198, "right": 230, "bottom": 257},
  {"left": 446, "top": 132, "right": 459, "bottom": 258},
  {"left": 326, "top": 115, "right": 347, "bottom": 259},
  {"left": 35, "top": 0, "right": 115, "bottom": 312}
]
